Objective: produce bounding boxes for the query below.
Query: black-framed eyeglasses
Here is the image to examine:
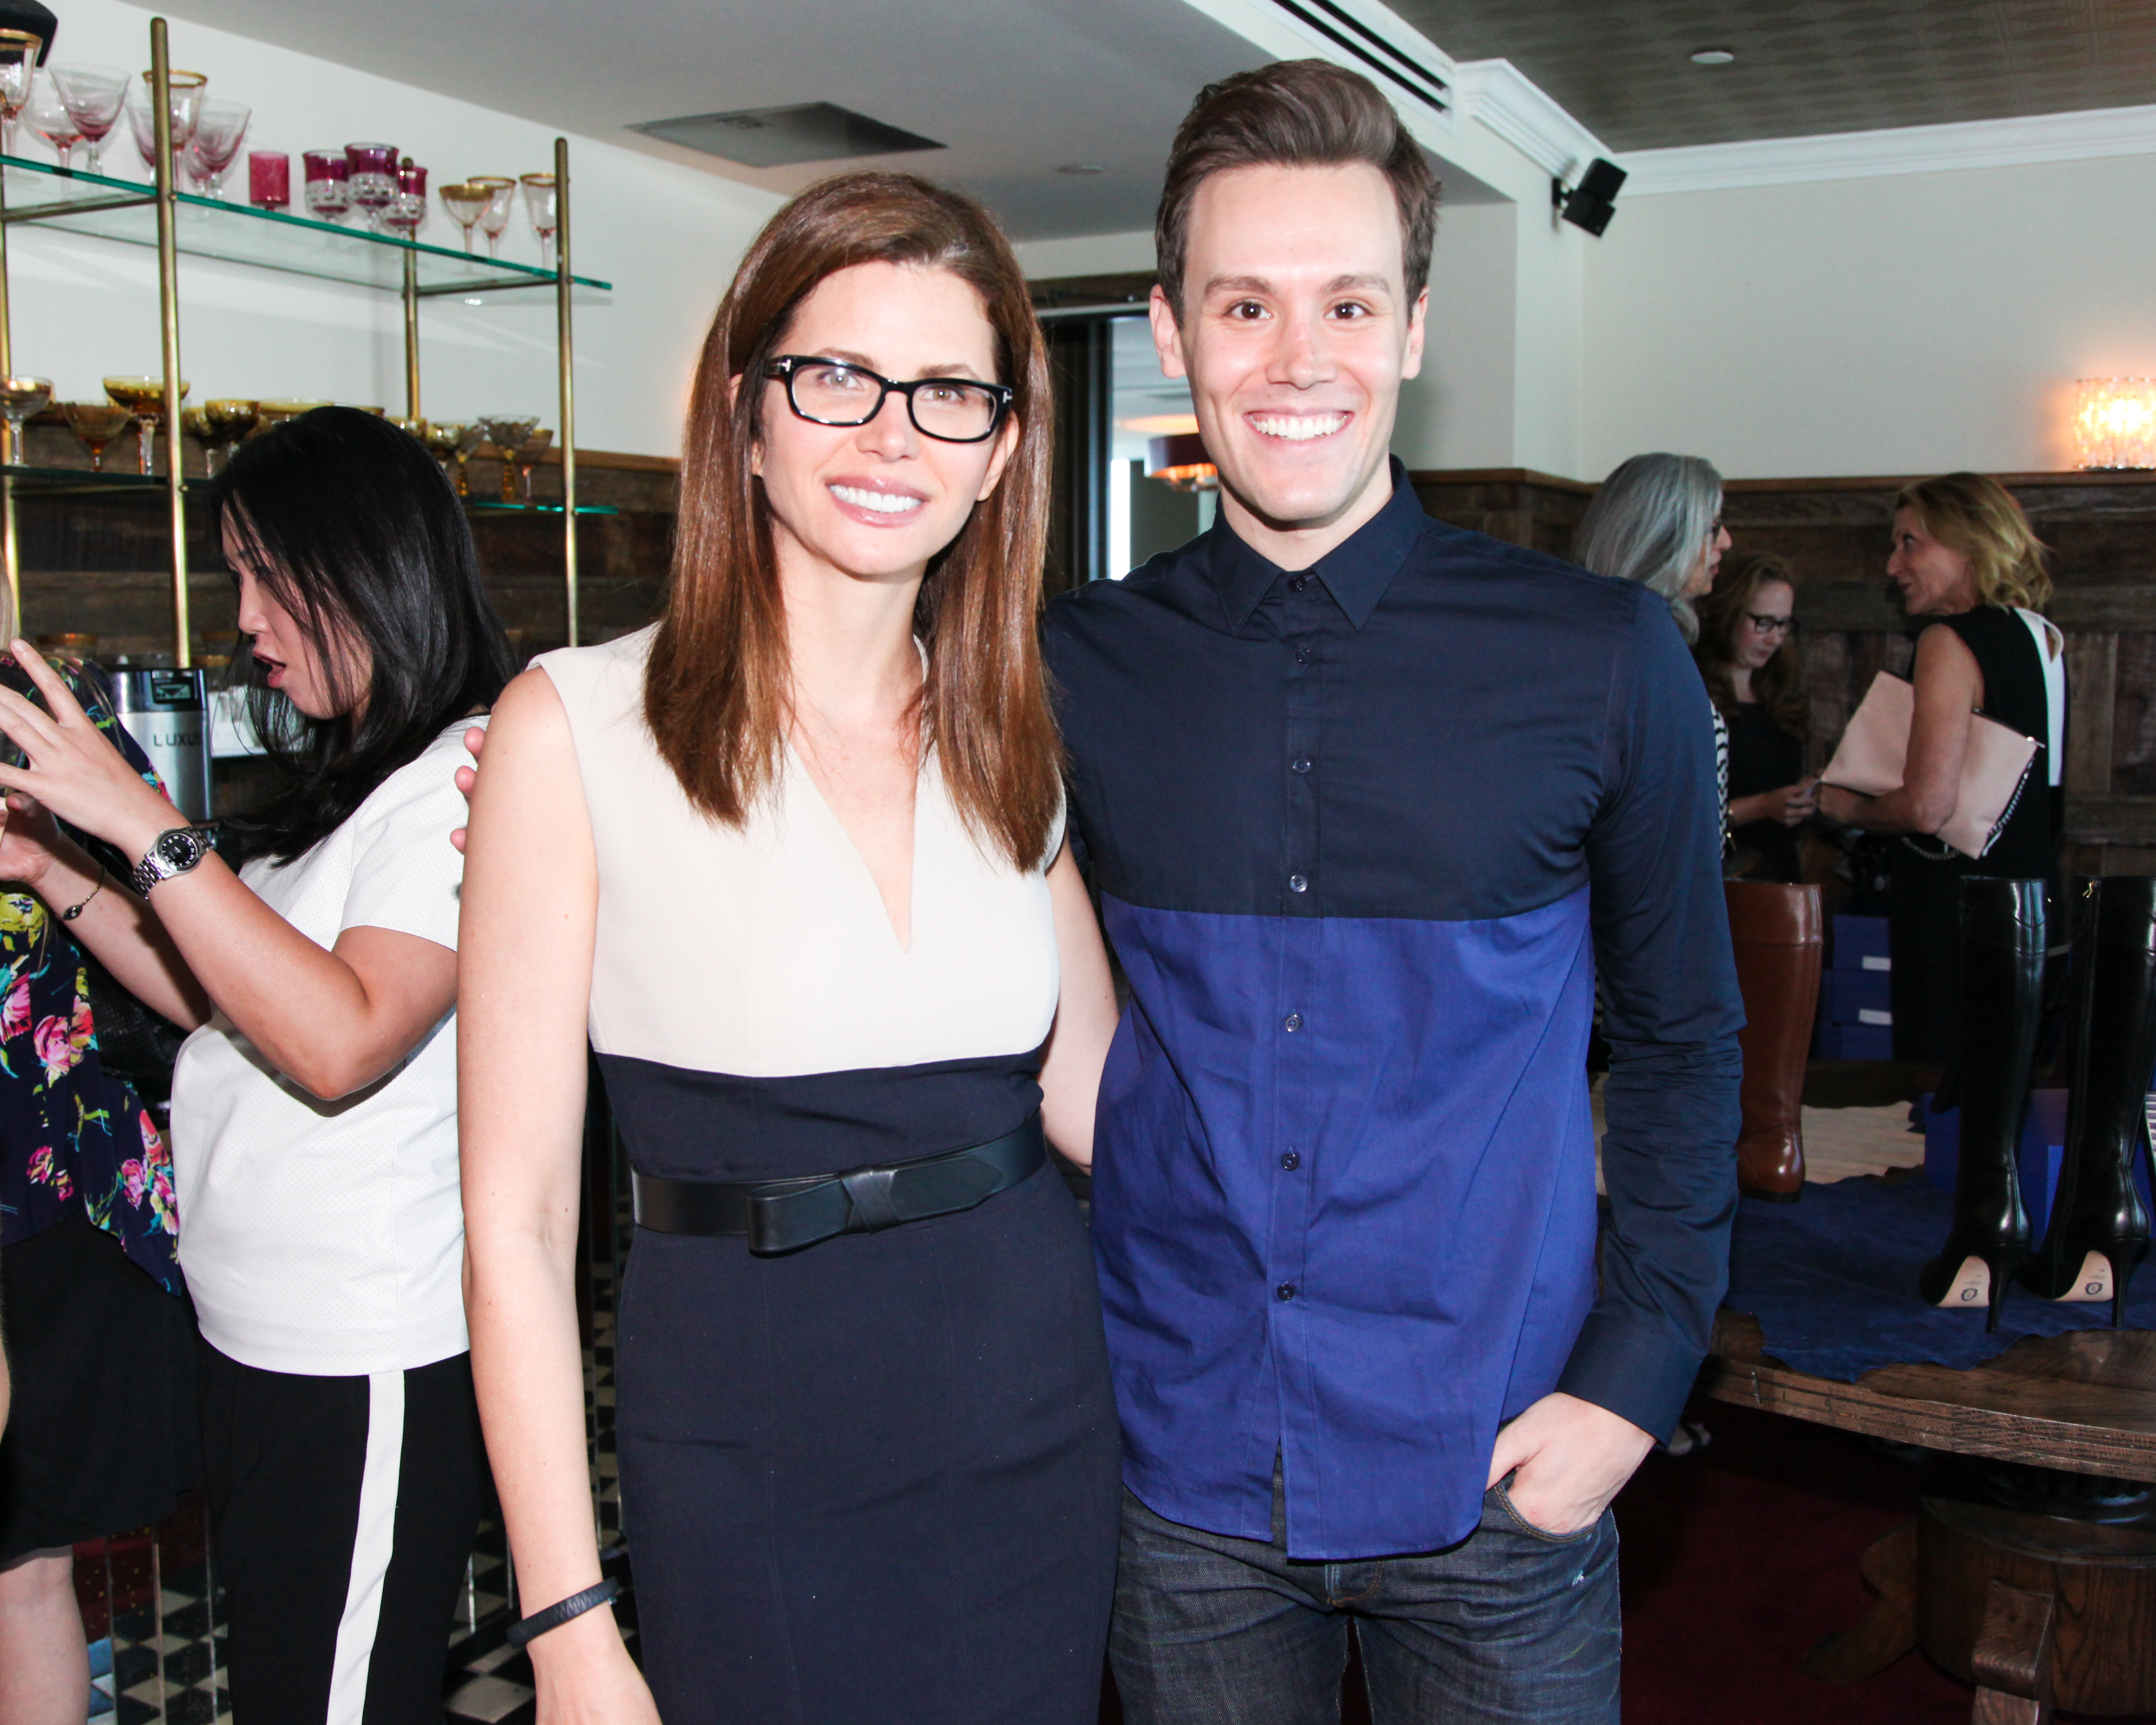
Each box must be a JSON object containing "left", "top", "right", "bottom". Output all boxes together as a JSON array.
[
  {"left": 765, "top": 355, "right": 1013, "bottom": 444},
  {"left": 1747, "top": 613, "right": 1795, "bottom": 636}
]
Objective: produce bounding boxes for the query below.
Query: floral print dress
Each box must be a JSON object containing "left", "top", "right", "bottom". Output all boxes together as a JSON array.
[{"left": 0, "top": 655, "right": 180, "bottom": 1291}]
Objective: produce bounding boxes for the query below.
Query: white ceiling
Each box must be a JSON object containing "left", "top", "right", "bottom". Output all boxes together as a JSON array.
[{"left": 146, "top": 0, "right": 1278, "bottom": 242}]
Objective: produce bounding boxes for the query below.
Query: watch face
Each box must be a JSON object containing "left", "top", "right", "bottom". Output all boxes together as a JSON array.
[{"left": 157, "top": 830, "right": 199, "bottom": 867}]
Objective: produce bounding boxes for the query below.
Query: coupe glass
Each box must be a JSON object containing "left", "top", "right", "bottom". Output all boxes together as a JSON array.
[
  {"left": 201, "top": 398, "right": 257, "bottom": 472},
  {"left": 0, "top": 30, "right": 41, "bottom": 157},
  {"left": 478, "top": 415, "right": 539, "bottom": 502},
  {"left": 437, "top": 181, "right": 490, "bottom": 254},
  {"left": 61, "top": 402, "right": 131, "bottom": 472},
  {"left": 381, "top": 156, "right": 426, "bottom": 237},
  {"left": 183, "top": 97, "right": 249, "bottom": 197},
  {"left": 344, "top": 141, "right": 396, "bottom": 230},
  {"left": 302, "top": 149, "right": 349, "bottom": 222},
  {"left": 104, "top": 375, "right": 188, "bottom": 477},
  {"left": 47, "top": 64, "right": 126, "bottom": 174},
  {"left": 0, "top": 376, "right": 50, "bottom": 466},
  {"left": 419, "top": 419, "right": 463, "bottom": 482},
  {"left": 473, "top": 176, "right": 515, "bottom": 258},
  {"left": 125, "top": 70, "right": 204, "bottom": 175},
  {"left": 513, "top": 427, "right": 554, "bottom": 503},
  {"left": 520, "top": 172, "right": 558, "bottom": 271},
  {"left": 25, "top": 75, "right": 82, "bottom": 170}
]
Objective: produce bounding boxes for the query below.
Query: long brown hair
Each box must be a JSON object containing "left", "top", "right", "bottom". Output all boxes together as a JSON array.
[
  {"left": 1895, "top": 472, "right": 2052, "bottom": 613},
  {"left": 1694, "top": 551, "right": 1808, "bottom": 740},
  {"left": 645, "top": 172, "right": 1061, "bottom": 870}
]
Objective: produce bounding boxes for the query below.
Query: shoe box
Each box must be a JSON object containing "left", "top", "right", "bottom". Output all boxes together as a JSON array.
[{"left": 1814, "top": 914, "right": 1892, "bottom": 1060}]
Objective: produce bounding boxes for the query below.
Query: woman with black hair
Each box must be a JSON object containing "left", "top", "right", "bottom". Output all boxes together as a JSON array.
[{"left": 0, "top": 405, "right": 514, "bottom": 1723}]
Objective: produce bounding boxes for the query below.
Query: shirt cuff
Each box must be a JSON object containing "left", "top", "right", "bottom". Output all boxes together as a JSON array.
[{"left": 1554, "top": 1309, "right": 1707, "bottom": 1444}]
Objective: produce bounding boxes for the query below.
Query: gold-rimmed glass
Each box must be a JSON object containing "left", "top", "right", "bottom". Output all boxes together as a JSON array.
[
  {"left": 202, "top": 399, "right": 257, "bottom": 472},
  {"left": 104, "top": 375, "right": 188, "bottom": 477},
  {"left": 478, "top": 415, "right": 539, "bottom": 503},
  {"left": 254, "top": 399, "right": 327, "bottom": 433},
  {"left": 61, "top": 402, "right": 130, "bottom": 472},
  {"left": 0, "top": 377, "right": 50, "bottom": 466},
  {"left": 520, "top": 173, "right": 558, "bottom": 272},
  {"left": 126, "top": 67, "right": 205, "bottom": 173},
  {"left": 471, "top": 176, "right": 515, "bottom": 259},
  {"left": 419, "top": 420, "right": 463, "bottom": 483},
  {"left": 0, "top": 30, "right": 43, "bottom": 157},
  {"left": 438, "top": 181, "right": 491, "bottom": 254}
]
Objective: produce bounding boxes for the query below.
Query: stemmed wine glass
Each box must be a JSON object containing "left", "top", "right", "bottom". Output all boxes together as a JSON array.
[
  {"left": 0, "top": 29, "right": 39, "bottom": 158},
  {"left": 47, "top": 65, "right": 126, "bottom": 174},
  {"left": 344, "top": 142, "right": 397, "bottom": 231},
  {"left": 24, "top": 75, "right": 81, "bottom": 170},
  {"left": 438, "top": 181, "right": 489, "bottom": 253},
  {"left": 513, "top": 428, "right": 554, "bottom": 503},
  {"left": 472, "top": 176, "right": 515, "bottom": 258},
  {"left": 381, "top": 156, "right": 426, "bottom": 238},
  {"left": 520, "top": 173, "right": 558, "bottom": 271},
  {"left": 125, "top": 69, "right": 204, "bottom": 177},
  {"left": 183, "top": 97, "right": 249, "bottom": 197},
  {"left": 104, "top": 375, "right": 188, "bottom": 478},
  {"left": 0, "top": 377, "right": 49, "bottom": 465},
  {"left": 302, "top": 149, "right": 349, "bottom": 222},
  {"left": 478, "top": 415, "right": 538, "bottom": 502},
  {"left": 62, "top": 402, "right": 131, "bottom": 472},
  {"left": 201, "top": 399, "right": 257, "bottom": 472}
]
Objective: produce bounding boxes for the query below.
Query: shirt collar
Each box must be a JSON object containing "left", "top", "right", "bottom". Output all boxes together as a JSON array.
[{"left": 1205, "top": 458, "right": 1424, "bottom": 634}]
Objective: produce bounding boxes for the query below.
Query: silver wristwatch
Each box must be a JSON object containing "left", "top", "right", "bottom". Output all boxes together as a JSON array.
[{"left": 131, "top": 826, "right": 214, "bottom": 896}]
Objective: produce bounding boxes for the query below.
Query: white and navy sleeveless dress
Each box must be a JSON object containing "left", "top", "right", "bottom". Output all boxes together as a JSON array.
[{"left": 538, "top": 628, "right": 1119, "bottom": 1725}]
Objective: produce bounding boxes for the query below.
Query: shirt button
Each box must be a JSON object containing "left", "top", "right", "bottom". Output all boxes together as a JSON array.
[
  {"left": 1280, "top": 1150, "right": 1300, "bottom": 1170},
  {"left": 1276, "top": 1282, "right": 1297, "bottom": 1302},
  {"left": 1291, "top": 756, "right": 1311, "bottom": 774},
  {"left": 1289, "top": 874, "right": 1308, "bottom": 893},
  {"left": 1290, "top": 575, "right": 1309, "bottom": 593},
  {"left": 1283, "top": 1012, "right": 1303, "bottom": 1032},
  {"left": 1295, "top": 643, "right": 1313, "bottom": 664}
]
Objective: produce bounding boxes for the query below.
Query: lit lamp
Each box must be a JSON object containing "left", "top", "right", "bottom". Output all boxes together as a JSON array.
[
  {"left": 1146, "top": 432, "right": 1217, "bottom": 492},
  {"left": 2073, "top": 378, "right": 2156, "bottom": 470}
]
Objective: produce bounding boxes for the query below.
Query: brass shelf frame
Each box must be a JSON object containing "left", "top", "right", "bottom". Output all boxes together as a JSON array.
[{"left": 0, "top": 15, "right": 606, "bottom": 656}]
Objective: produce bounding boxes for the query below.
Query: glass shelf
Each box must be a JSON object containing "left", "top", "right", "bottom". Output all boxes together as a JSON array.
[
  {"left": 466, "top": 501, "right": 620, "bottom": 516},
  {"left": 4, "top": 464, "right": 623, "bottom": 514},
  {"left": 0, "top": 155, "right": 611, "bottom": 304}
]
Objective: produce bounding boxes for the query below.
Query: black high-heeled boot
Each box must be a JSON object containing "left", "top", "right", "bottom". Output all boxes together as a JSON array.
[
  {"left": 1919, "top": 877, "right": 2046, "bottom": 1330},
  {"left": 2020, "top": 876, "right": 2155, "bottom": 1326}
]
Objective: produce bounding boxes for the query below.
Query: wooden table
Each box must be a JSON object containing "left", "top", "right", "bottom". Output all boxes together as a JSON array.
[{"left": 1704, "top": 1312, "right": 2156, "bottom": 1720}]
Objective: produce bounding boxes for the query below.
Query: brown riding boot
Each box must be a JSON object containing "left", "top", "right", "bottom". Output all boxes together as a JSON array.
[{"left": 1726, "top": 881, "right": 1824, "bottom": 1201}]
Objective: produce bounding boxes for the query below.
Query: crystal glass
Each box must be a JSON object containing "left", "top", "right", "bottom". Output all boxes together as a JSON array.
[
  {"left": 419, "top": 419, "right": 464, "bottom": 483},
  {"left": 478, "top": 416, "right": 539, "bottom": 503},
  {"left": 47, "top": 64, "right": 126, "bottom": 175},
  {"left": 381, "top": 156, "right": 426, "bottom": 238},
  {"left": 345, "top": 142, "right": 397, "bottom": 230},
  {"left": 472, "top": 176, "right": 515, "bottom": 259},
  {"left": 25, "top": 75, "right": 82, "bottom": 170},
  {"left": 520, "top": 173, "right": 558, "bottom": 271},
  {"left": 0, "top": 377, "right": 50, "bottom": 466},
  {"left": 247, "top": 149, "right": 289, "bottom": 210},
  {"left": 453, "top": 422, "right": 484, "bottom": 495},
  {"left": 125, "top": 70, "right": 205, "bottom": 176},
  {"left": 104, "top": 375, "right": 188, "bottom": 478},
  {"left": 255, "top": 399, "right": 327, "bottom": 432},
  {"left": 0, "top": 30, "right": 41, "bottom": 158},
  {"left": 61, "top": 402, "right": 130, "bottom": 472},
  {"left": 513, "top": 427, "right": 554, "bottom": 503},
  {"left": 202, "top": 398, "right": 257, "bottom": 472},
  {"left": 183, "top": 98, "right": 250, "bottom": 198},
  {"left": 302, "top": 149, "right": 350, "bottom": 222},
  {"left": 437, "top": 181, "right": 490, "bottom": 254}
]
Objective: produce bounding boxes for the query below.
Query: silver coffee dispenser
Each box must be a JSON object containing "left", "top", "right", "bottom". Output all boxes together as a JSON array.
[{"left": 109, "top": 666, "right": 212, "bottom": 822}]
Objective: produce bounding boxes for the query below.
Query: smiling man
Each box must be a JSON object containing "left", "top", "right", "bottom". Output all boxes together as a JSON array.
[{"left": 1041, "top": 62, "right": 1743, "bottom": 1724}]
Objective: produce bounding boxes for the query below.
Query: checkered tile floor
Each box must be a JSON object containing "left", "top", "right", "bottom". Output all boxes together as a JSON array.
[{"left": 74, "top": 1218, "right": 634, "bottom": 1725}]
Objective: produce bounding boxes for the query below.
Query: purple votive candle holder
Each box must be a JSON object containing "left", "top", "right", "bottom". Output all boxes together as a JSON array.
[{"left": 248, "top": 151, "right": 290, "bottom": 210}]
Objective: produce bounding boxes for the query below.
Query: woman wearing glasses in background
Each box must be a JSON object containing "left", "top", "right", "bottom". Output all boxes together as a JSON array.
[
  {"left": 458, "top": 173, "right": 1121, "bottom": 1725},
  {"left": 1695, "top": 553, "right": 1816, "bottom": 883}
]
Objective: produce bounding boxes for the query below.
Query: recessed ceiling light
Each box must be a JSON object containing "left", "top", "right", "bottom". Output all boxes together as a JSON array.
[
  {"left": 1057, "top": 163, "right": 1106, "bottom": 175},
  {"left": 1690, "top": 48, "right": 1735, "bottom": 65}
]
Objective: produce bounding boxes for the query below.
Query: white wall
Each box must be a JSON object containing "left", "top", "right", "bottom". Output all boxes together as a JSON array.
[
  {"left": 1581, "top": 150, "right": 2156, "bottom": 481},
  {"left": 18, "top": 0, "right": 784, "bottom": 456}
]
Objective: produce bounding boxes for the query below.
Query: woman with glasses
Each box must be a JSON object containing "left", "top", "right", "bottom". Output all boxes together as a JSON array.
[
  {"left": 458, "top": 172, "right": 1122, "bottom": 1725},
  {"left": 1695, "top": 553, "right": 1816, "bottom": 884}
]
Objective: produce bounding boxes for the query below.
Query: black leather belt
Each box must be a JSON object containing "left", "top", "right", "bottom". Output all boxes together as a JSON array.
[{"left": 630, "top": 1116, "right": 1045, "bottom": 1256}]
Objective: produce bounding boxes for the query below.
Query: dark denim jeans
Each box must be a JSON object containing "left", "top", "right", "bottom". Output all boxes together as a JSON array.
[{"left": 1110, "top": 1468, "right": 1620, "bottom": 1725}]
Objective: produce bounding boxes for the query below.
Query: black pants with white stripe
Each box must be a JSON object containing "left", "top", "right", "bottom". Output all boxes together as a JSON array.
[{"left": 199, "top": 1341, "right": 489, "bottom": 1725}]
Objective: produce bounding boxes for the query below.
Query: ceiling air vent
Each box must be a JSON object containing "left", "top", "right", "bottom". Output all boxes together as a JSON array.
[{"left": 630, "top": 102, "right": 944, "bottom": 169}]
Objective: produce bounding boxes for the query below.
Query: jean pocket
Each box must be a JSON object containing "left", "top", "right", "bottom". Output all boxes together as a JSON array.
[{"left": 1489, "top": 1475, "right": 1600, "bottom": 1544}]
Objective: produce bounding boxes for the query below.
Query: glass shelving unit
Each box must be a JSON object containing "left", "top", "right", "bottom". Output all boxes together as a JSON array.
[{"left": 0, "top": 14, "right": 609, "bottom": 659}]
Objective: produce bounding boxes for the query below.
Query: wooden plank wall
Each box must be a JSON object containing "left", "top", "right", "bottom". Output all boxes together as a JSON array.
[{"left": 1412, "top": 467, "right": 2156, "bottom": 878}]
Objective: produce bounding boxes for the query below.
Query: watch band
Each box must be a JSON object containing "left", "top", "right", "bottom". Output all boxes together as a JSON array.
[
  {"left": 504, "top": 1576, "right": 621, "bottom": 1650},
  {"left": 131, "top": 827, "right": 212, "bottom": 897}
]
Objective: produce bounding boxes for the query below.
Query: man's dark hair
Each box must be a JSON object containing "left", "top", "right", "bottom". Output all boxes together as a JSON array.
[
  {"left": 1155, "top": 59, "right": 1440, "bottom": 320},
  {"left": 212, "top": 405, "right": 516, "bottom": 862}
]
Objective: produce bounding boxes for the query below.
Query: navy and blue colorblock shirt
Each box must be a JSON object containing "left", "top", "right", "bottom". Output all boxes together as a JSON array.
[{"left": 1043, "top": 465, "right": 1743, "bottom": 1561}]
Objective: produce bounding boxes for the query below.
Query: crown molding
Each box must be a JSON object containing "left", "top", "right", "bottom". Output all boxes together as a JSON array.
[
  {"left": 1453, "top": 58, "right": 1608, "bottom": 181},
  {"left": 1623, "top": 102, "right": 2156, "bottom": 196}
]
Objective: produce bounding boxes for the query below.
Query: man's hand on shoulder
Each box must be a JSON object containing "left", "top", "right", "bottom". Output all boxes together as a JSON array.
[{"left": 1485, "top": 1391, "right": 1656, "bottom": 1536}]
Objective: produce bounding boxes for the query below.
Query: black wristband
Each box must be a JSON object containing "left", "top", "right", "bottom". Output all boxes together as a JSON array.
[{"left": 504, "top": 1575, "right": 620, "bottom": 1649}]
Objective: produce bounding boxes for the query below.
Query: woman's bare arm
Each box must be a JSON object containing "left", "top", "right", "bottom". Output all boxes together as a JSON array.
[
  {"left": 458, "top": 667, "right": 655, "bottom": 1717},
  {"left": 1037, "top": 843, "right": 1120, "bottom": 1170},
  {"left": 1819, "top": 624, "right": 1981, "bottom": 835}
]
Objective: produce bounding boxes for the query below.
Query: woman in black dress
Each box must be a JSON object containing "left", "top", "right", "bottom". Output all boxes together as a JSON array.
[
  {"left": 1696, "top": 553, "right": 1816, "bottom": 883},
  {"left": 1819, "top": 473, "right": 2064, "bottom": 1063}
]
